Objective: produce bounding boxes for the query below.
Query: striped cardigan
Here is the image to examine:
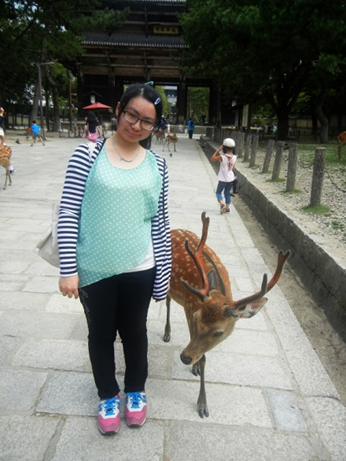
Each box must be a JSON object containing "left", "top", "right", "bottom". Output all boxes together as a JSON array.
[{"left": 57, "top": 139, "right": 172, "bottom": 300}]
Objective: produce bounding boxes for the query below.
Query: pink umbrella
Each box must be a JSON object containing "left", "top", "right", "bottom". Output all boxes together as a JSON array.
[{"left": 83, "top": 102, "right": 113, "bottom": 110}]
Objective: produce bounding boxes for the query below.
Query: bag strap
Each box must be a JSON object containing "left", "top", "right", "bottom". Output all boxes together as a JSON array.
[
  {"left": 88, "top": 141, "right": 96, "bottom": 160},
  {"left": 87, "top": 138, "right": 106, "bottom": 163}
]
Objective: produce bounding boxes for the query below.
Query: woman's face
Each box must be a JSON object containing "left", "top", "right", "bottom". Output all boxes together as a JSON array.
[{"left": 116, "top": 96, "right": 156, "bottom": 143}]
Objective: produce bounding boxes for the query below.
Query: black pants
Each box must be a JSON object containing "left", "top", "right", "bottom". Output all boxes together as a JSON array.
[{"left": 79, "top": 267, "right": 156, "bottom": 399}]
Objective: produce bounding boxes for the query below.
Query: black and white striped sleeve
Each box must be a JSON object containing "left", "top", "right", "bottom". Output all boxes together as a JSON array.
[
  {"left": 57, "top": 141, "right": 101, "bottom": 277},
  {"left": 151, "top": 153, "right": 172, "bottom": 300}
]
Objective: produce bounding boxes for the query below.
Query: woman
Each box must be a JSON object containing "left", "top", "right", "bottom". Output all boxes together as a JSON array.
[
  {"left": 58, "top": 84, "right": 171, "bottom": 435},
  {"left": 82, "top": 111, "right": 102, "bottom": 142},
  {"left": 211, "top": 138, "right": 237, "bottom": 213}
]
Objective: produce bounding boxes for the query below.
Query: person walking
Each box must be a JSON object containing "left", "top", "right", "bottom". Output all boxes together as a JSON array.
[
  {"left": 82, "top": 111, "right": 102, "bottom": 142},
  {"left": 30, "top": 121, "right": 45, "bottom": 146},
  {"left": 58, "top": 83, "right": 171, "bottom": 435},
  {"left": 187, "top": 117, "right": 195, "bottom": 139},
  {"left": 110, "top": 115, "right": 117, "bottom": 135},
  {"left": 211, "top": 138, "right": 237, "bottom": 214}
]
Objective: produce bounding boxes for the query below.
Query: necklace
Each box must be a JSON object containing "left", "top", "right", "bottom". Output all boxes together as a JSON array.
[{"left": 112, "top": 139, "right": 140, "bottom": 163}]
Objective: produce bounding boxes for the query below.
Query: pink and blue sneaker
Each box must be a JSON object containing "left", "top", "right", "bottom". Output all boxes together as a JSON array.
[
  {"left": 125, "top": 391, "right": 147, "bottom": 427},
  {"left": 98, "top": 395, "right": 121, "bottom": 435}
]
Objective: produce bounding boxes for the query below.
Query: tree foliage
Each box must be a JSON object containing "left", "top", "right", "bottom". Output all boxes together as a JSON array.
[
  {"left": 0, "top": 0, "right": 128, "bottom": 130},
  {"left": 181, "top": 0, "right": 346, "bottom": 141}
]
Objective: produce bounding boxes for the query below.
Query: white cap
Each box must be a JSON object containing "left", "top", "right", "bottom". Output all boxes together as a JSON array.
[{"left": 223, "top": 138, "right": 235, "bottom": 148}]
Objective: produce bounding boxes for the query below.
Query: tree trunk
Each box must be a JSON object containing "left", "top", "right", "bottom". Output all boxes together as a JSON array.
[
  {"left": 316, "top": 106, "right": 329, "bottom": 144},
  {"left": 276, "top": 110, "right": 289, "bottom": 141},
  {"left": 30, "top": 78, "right": 40, "bottom": 124},
  {"left": 311, "top": 104, "right": 318, "bottom": 140},
  {"left": 313, "top": 77, "right": 329, "bottom": 144},
  {"left": 46, "top": 73, "right": 61, "bottom": 132}
]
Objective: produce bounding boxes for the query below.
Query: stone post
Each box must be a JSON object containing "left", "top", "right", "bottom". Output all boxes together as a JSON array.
[
  {"left": 286, "top": 143, "right": 298, "bottom": 192},
  {"left": 262, "top": 139, "right": 275, "bottom": 173},
  {"left": 272, "top": 141, "right": 285, "bottom": 180},
  {"left": 236, "top": 131, "right": 245, "bottom": 159},
  {"left": 244, "top": 134, "right": 252, "bottom": 162},
  {"left": 310, "top": 147, "right": 325, "bottom": 206},
  {"left": 249, "top": 135, "right": 259, "bottom": 167}
]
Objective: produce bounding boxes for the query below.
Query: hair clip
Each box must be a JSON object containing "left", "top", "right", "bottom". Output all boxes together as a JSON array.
[
  {"left": 145, "top": 81, "right": 154, "bottom": 86},
  {"left": 154, "top": 97, "right": 161, "bottom": 105}
]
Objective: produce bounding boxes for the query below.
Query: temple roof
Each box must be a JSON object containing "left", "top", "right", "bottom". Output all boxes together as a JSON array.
[
  {"left": 103, "top": 0, "right": 184, "bottom": 3},
  {"left": 83, "top": 31, "right": 187, "bottom": 48}
]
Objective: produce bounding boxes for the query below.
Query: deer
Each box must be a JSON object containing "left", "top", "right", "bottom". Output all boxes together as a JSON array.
[
  {"left": 163, "top": 133, "right": 178, "bottom": 152},
  {"left": 154, "top": 129, "right": 165, "bottom": 145},
  {"left": 337, "top": 131, "right": 346, "bottom": 160},
  {"left": 0, "top": 145, "right": 13, "bottom": 189},
  {"left": 25, "top": 127, "right": 33, "bottom": 141},
  {"left": 163, "top": 212, "right": 290, "bottom": 418}
]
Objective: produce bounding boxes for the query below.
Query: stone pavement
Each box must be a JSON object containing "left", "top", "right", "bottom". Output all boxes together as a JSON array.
[{"left": 0, "top": 133, "right": 345, "bottom": 461}]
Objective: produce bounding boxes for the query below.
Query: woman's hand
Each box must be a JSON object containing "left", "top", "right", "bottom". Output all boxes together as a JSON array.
[{"left": 59, "top": 275, "right": 80, "bottom": 299}]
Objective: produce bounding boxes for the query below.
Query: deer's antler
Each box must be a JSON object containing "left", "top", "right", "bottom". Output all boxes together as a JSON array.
[
  {"left": 181, "top": 212, "right": 211, "bottom": 302},
  {"left": 224, "top": 249, "right": 291, "bottom": 317},
  {"left": 266, "top": 250, "right": 291, "bottom": 292}
]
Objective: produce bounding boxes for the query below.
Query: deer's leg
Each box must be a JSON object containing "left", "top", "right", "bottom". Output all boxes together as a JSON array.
[
  {"left": 174, "top": 143, "right": 176, "bottom": 152},
  {"left": 3, "top": 168, "right": 10, "bottom": 190},
  {"left": 195, "top": 354, "right": 209, "bottom": 418},
  {"left": 163, "top": 294, "right": 171, "bottom": 342}
]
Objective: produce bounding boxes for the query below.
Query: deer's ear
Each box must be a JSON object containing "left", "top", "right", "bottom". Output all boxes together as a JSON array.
[
  {"left": 223, "top": 298, "right": 267, "bottom": 318},
  {"left": 207, "top": 270, "right": 218, "bottom": 291}
]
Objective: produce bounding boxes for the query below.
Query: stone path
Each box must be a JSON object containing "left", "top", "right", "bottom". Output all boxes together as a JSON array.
[{"left": 0, "top": 134, "right": 345, "bottom": 461}]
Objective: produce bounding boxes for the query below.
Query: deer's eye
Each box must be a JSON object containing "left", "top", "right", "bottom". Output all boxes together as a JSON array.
[{"left": 213, "top": 331, "right": 224, "bottom": 338}]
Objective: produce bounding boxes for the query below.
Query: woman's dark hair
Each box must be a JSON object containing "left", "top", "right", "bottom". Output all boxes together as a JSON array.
[
  {"left": 118, "top": 83, "right": 163, "bottom": 149},
  {"left": 87, "top": 111, "right": 98, "bottom": 123}
]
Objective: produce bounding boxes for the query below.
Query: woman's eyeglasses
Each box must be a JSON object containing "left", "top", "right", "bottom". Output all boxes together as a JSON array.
[{"left": 123, "top": 111, "right": 156, "bottom": 131}]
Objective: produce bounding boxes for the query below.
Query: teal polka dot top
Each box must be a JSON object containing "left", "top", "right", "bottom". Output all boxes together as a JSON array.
[{"left": 76, "top": 145, "right": 162, "bottom": 287}]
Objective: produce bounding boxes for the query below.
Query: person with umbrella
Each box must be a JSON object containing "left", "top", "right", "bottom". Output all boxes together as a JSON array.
[{"left": 82, "top": 111, "right": 102, "bottom": 142}]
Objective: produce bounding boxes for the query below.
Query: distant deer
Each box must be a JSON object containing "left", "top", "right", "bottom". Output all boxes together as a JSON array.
[
  {"left": 25, "top": 127, "right": 32, "bottom": 141},
  {"left": 163, "top": 133, "right": 178, "bottom": 152},
  {"left": 337, "top": 131, "right": 346, "bottom": 160},
  {"left": 0, "top": 145, "right": 13, "bottom": 189},
  {"left": 164, "top": 212, "right": 290, "bottom": 417},
  {"left": 154, "top": 129, "right": 165, "bottom": 145}
]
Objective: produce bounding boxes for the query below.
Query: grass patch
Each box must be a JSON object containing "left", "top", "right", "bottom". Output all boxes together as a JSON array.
[
  {"left": 331, "top": 221, "right": 345, "bottom": 231},
  {"left": 267, "top": 178, "right": 285, "bottom": 183},
  {"left": 282, "top": 189, "right": 302, "bottom": 194},
  {"left": 302, "top": 204, "right": 331, "bottom": 215}
]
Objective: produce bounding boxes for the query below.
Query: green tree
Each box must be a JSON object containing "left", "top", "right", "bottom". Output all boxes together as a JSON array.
[
  {"left": 0, "top": 0, "right": 128, "bottom": 131},
  {"left": 187, "top": 87, "right": 209, "bottom": 123},
  {"left": 155, "top": 86, "right": 171, "bottom": 118},
  {"left": 181, "top": 0, "right": 346, "bottom": 141}
]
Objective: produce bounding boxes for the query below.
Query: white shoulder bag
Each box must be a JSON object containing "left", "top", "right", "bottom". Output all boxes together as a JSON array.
[{"left": 36, "top": 142, "right": 98, "bottom": 267}]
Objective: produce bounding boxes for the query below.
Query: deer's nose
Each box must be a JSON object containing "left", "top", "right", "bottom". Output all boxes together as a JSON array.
[{"left": 180, "top": 352, "right": 191, "bottom": 365}]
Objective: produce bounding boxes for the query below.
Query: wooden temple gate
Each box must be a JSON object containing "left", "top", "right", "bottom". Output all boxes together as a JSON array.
[{"left": 76, "top": 0, "right": 219, "bottom": 124}]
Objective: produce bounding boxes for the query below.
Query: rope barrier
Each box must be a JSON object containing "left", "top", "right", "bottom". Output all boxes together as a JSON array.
[{"left": 324, "top": 164, "right": 346, "bottom": 194}]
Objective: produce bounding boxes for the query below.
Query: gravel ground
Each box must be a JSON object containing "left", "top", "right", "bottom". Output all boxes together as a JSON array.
[
  {"left": 239, "top": 140, "right": 346, "bottom": 263},
  {"left": 204, "top": 138, "right": 346, "bottom": 406}
]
